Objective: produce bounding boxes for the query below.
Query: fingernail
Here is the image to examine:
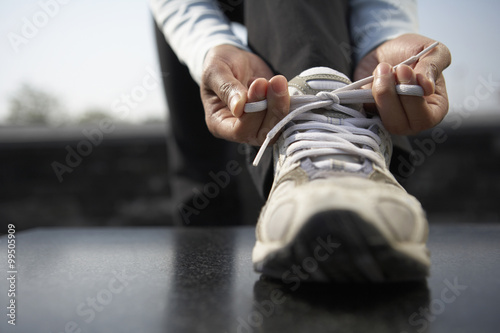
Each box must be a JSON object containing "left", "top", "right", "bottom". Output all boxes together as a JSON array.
[{"left": 229, "top": 93, "right": 241, "bottom": 115}]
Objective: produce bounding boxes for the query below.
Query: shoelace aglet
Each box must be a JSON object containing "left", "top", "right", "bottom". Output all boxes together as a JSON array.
[{"left": 333, "top": 41, "right": 439, "bottom": 93}]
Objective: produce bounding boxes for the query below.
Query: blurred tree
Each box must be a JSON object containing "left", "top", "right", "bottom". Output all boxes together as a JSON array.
[
  {"left": 7, "top": 83, "right": 65, "bottom": 126},
  {"left": 78, "top": 108, "right": 114, "bottom": 125}
]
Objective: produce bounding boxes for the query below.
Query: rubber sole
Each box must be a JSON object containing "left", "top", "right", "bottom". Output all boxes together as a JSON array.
[{"left": 254, "top": 210, "right": 429, "bottom": 283}]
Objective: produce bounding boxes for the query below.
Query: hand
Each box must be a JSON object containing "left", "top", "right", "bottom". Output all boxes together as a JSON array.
[
  {"left": 354, "top": 33, "right": 452, "bottom": 135},
  {"left": 200, "top": 44, "right": 290, "bottom": 145}
]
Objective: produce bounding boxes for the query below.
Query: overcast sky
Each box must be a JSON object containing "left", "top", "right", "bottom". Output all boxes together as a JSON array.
[{"left": 1, "top": 0, "right": 499, "bottom": 124}]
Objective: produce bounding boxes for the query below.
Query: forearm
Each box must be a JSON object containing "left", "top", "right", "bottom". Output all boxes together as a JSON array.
[
  {"left": 149, "top": 0, "right": 249, "bottom": 84},
  {"left": 350, "top": 0, "right": 419, "bottom": 64}
]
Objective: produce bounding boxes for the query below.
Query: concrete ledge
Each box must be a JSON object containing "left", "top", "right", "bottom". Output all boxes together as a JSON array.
[
  {"left": 0, "top": 123, "right": 168, "bottom": 148},
  {"left": 1, "top": 123, "right": 499, "bottom": 230}
]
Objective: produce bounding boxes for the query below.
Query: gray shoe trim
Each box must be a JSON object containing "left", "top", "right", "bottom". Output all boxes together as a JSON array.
[{"left": 288, "top": 74, "right": 352, "bottom": 95}]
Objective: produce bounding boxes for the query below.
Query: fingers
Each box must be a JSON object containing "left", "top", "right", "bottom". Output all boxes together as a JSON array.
[
  {"left": 201, "top": 57, "right": 248, "bottom": 118},
  {"left": 247, "top": 78, "right": 268, "bottom": 103},
  {"left": 357, "top": 34, "right": 451, "bottom": 135},
  {"left": 373, "top": 63, "right": 407, "bottom": 134},
  {"left": 414, "top": 42, "right": 452, "bottom": 96},
  {"left": 373, "top": 63, "right": 434, "bottom": 135},
  {"left": 395, "top": 64, "right": 436, "bottom": 133},
  {"left": 201, "top": 44, "right": 290, "bottom": 144},
  {"left": 209, "top": 74, "right": 288, "bottom": 146},
  {"left": 257, "top": 75, "right": 289, "bottom": 143}
]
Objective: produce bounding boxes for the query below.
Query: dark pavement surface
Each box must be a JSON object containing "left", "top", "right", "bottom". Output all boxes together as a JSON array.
[{"left": 0, "top": 224, "right": 499, "bottom": 333}]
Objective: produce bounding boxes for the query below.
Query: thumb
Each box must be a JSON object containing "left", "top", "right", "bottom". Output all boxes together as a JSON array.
[
  {"left": 203, "top": 62, "right": 248, "bottom": 117},
  {"left": 228, "top": 89, "right": 247, "bottom": 118}
]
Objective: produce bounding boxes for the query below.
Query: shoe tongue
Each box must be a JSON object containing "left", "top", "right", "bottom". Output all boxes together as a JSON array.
[{"left": 288, "top": 67, "right": 351, "bottom": 96}]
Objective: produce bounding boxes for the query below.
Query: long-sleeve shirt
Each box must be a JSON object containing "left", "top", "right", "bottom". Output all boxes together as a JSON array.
[{"left": 149, "top": 0, "right": 419, "bottom": 84}]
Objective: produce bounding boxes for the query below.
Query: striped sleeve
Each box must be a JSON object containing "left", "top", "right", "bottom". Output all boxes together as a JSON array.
[{"left": 149, "top": 0, "right": 249, "bottom": 84}]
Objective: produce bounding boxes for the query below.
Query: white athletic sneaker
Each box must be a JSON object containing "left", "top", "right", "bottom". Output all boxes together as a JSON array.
[{"left": 251, "top": 67, "right": 430, "bottom": 283}]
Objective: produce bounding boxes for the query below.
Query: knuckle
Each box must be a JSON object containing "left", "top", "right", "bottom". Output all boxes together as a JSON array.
[
  {"left": 428, "top": 62, "right": 440, "bottom": 81},
  {"left": 218, "top": 81, "right": 234, "bottom": 101},
  {"left": 201, "top": 62, "right": 236, "bottom": 103}
]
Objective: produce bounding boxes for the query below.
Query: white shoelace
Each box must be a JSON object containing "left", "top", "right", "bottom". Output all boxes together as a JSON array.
[{"left": 245, "top": 42, "right": 439, "bottom": 167}]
